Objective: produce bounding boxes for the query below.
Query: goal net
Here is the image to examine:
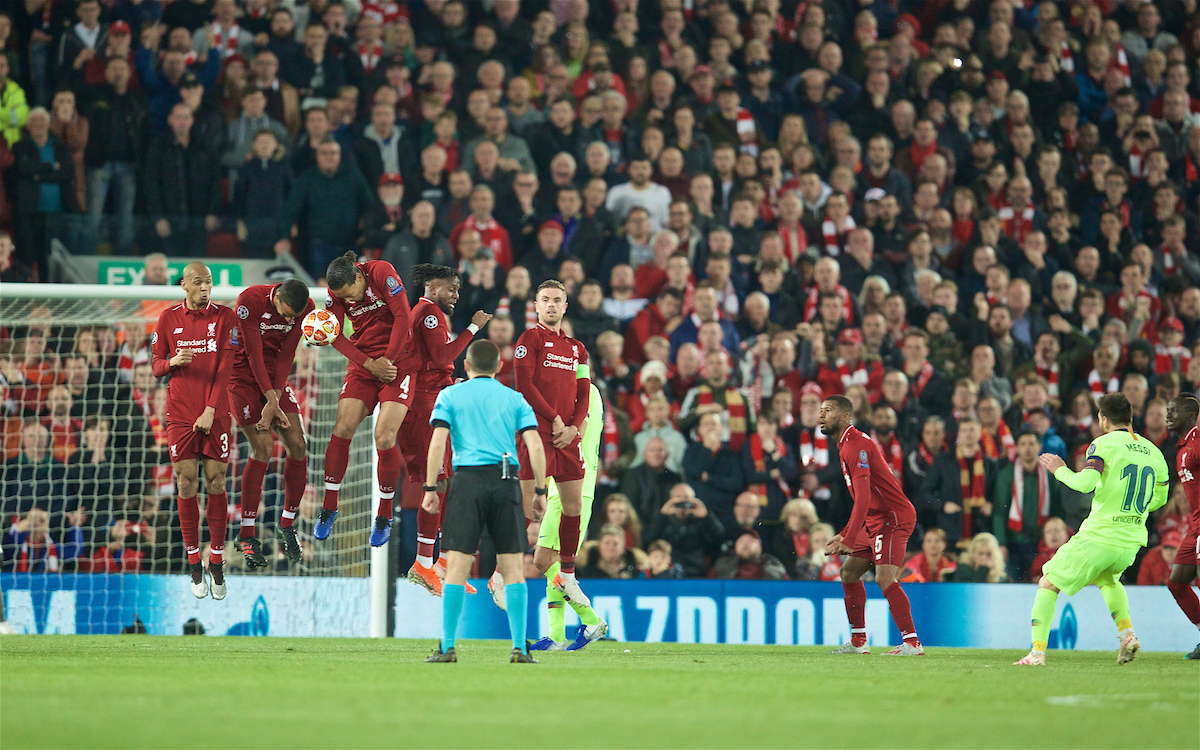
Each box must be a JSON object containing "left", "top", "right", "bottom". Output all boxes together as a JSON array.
[{"left": 0, "top": 284, "right": 383, "bottom": 637}]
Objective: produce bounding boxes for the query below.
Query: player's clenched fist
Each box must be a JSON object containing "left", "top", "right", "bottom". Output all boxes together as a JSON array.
[
  {"left": 471, "top": 311, "right": 493, "bottom": 328},
  {"left": 364, "top": 356, "right": 397, "bottom": 382},
  {"left": 170, "top": 349, "right": 194, "bottom": 367},
  {"left": 193, "top": 406, "right": 216, "bottom": 434}
]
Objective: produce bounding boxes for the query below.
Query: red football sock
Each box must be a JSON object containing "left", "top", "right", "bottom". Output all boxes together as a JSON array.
[
  {"left": 884, "top": 582, "right": 919, "bottom": 644},
  {"left": 323, "top": 435, "right": 352, "bottom": 511},
  {"left": 415, "top": 482, "right": 438, "bottom": 566},
  {"left": 1168, "top": 579, "right": 1200, "bottom": 625},
  {"left": 281, "top": 457, "right": 307, "bottom": 528},
  {"left": 558, "top": 514, "right": 581, "bottom": 574},
  {"left": 207, "top": 492, "right": 228, "bottom": 565},
  {"left": 240, "top": 458, "right": 268, "bottom": 539},
  {"left": 376, "top": 445, "right": 402, "bottom": 518},
  {"left": 843, "top": 580, "right": 867, "bottom": 647},
  {"left": 178, "top": 494, "right": 201, "bottom": 565}
]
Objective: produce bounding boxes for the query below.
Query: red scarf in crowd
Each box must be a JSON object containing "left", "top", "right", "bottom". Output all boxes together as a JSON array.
[
  {"left": 957, "top": 448, "right": 987, "bottom": 545},
  {"left": 358, "top": 42, "right": 383, "bottom": 75},
  {"left": 1036, "top": 362, "right": 1059, "bottom": 398},
  {"left": 600, "top": 403, "right": 619, "bottom": 483},
  {"left": 798, "top": 425, "right": 829, "bottom": 468},
  {"left": 750, "top": 433, "right": 790, "bottom": 499},
  {"left": 980, "top": 421, "right": 1016, "bottom": 462},
  {"left": 837, "top": 358, "right": 869, "bottom": 389},
  {"left": 821, "top": 215, "right": 855, "bottom": 256},
  {"left": 1009, "top": 461, "right": 1050, "bottom": 533},
  {"left": 1059, "top": 39, "right": 1075, "bottom": 73},
  {"left": 1128, "top": 142, "right": 1145, "bottom": 181},
  {"left": 213, "top": 22, "right": 241, "bottom": 57},
  {"left": 804, "top": 285, "right": 855, "bottom": 324},
  {"left": 496, "top": 296, "right": 537, "bottom": 328},
  {"left": 872, "top": 431, "right": 904, "bottom": 480},
  {"left": 1162, "top": 243, "right": 1182, "bottom": 276},
  {"left": 1088, "top": 368, "right": 1120, "bottom": 398},
  {"left": 998, "top": 200, "right": 1035, "bottom": 243},
  {"left": 1155, "top": 345, "right": 1192, "bottom": 375},
  {"left": 918, "top": 440, "right": 945, "bottom": 466},
  {"left": 778, "top": 221, "right": 807, "bottom": 265},
  {"left": 16, "top": 535, "right": 58, "bottom": 573},
  {"left": 1111, "top": 44, "right": 1132, "bottom": 86},
  {"left": 952, "top": 218, "right": 975, "bottom": 248},
  {"left": 909, "top": 361, "right": 935, "bottom": 399},
  {"left": 1186, "top": 152, "right": 1199, "bottom": 184},
  {"left": 697, "top": 386, "right": 748, "bottom": 451},
  {"left": 1102, "top": 198, "right": 1131, "bottom": 229}
]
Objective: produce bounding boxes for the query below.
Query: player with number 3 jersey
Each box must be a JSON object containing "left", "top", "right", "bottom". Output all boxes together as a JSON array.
[
  {"left": 1015, "top": 393, "right": 1168, "bottom": 666},
  {"left": 150, "top": 262, "right": 237, "bottom": 601}
]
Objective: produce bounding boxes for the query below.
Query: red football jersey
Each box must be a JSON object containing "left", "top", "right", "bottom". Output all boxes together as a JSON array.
[
  {"left": 406, "top": 297, "right": 477, "bottom": 407},
  {"left": 232, "top": 284, "right": 315, "bottom": 394},
  {"left": 150, "top": 301, "right": 237, "bottom": 424},
  {"left": 837, "top": 425, "right": 916, "bottom": 547},
  {"left": 1176, "top": 425, "right": 1200, "bottom": 530},
  {"left": 513, "top": 323, "right": 590, "bottom": 435},
  {"left": 327, "top": 260, "right": 413, "bottom": 366}
]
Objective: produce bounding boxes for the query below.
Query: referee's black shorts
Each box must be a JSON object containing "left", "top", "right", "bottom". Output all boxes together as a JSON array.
[{"left": 441, "top": 464, "right": 526, "bottom": 555}]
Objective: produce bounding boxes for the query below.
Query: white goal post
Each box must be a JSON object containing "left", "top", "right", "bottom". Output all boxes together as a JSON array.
[{"left": 0, "top": 282, "right": 391, "bottom": 637}]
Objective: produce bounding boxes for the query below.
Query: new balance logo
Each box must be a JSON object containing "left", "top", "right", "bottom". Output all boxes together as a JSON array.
[{"left": 174, "top": 328, "right": 183, "bottom": 334}]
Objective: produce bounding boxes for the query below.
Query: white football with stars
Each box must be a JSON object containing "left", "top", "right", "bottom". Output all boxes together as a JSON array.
[{"left": 302, "top": 308, "right": 339, "bottom": 346}]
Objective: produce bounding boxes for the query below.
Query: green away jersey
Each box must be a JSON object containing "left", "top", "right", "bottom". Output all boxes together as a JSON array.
[
  {"left": 1055, "top": 428, "right": 1169, "bottom": 549},
  {"left": 538, "top": 384, "right": 604, "bottom": 553}
]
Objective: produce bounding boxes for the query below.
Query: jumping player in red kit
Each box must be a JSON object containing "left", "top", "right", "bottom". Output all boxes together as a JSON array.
[
  {"left": 1165, "top": 395, "right": 1200, "bottom": 659},
  {"left": 819, "top": 394, "right": 924, "bottom": 655},
  {"left": 399, "top": 265, "right": 492, "bottom": 593},
  {"left": 151, "top": 262, "right": 237, "bottom": 600},
  {"left": 317, "top": 252, "right": 413, "bottom": 542},
  {"left": 513, "top": 279, "right": 592, "bottom": 606},
  {"left": 229, "top": 279, "right": 315, "bottom": 566}
]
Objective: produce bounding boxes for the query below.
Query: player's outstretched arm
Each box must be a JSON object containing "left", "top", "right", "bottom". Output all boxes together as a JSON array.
[{"left": 1043, "top": 452, "right": 1102, "bottom": 493}]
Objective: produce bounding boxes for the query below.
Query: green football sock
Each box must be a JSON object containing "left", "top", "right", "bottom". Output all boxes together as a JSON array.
[
  {"left": 545, "top": 560, "right": 602, "bottom": 636},
  {"left": 1031, "top": 587, "right": 1057, "bottom": 652},
  {"left": 1100, "top": 582, "right": 1133, "bottom": 632}
]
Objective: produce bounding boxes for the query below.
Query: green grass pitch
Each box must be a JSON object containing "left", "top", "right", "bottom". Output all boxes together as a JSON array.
[{"left": 1, "top": 636, "right": 1197, "bottom": 749}]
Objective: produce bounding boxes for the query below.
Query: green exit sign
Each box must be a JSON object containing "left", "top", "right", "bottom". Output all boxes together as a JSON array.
[{"left": 99, "top": 261, "right": 244, "bottom": 286}]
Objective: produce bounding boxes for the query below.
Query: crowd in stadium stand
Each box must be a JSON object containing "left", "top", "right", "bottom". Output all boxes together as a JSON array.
[{"left": 1, "top": 0, "right": 1200, "bottom": 586}]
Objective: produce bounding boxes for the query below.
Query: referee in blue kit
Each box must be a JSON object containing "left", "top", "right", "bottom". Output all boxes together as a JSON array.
[{"left": 422, "top": 340, "right": 547, "bottom": 664}]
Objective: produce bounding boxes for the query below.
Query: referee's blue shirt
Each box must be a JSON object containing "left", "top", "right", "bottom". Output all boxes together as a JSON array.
[{"left": 430, "top": 376, "right": 538, "bottom": 469}]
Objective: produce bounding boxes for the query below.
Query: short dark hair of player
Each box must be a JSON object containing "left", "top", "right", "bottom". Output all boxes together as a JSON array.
[
  {"left": 411, "top": 263, "right": 460, "bottom": 289},
  {"left": 1099, "top": 393, "right": 1133, "bottom": 426},
  {"left": 326, "top": 251, "right": 359, "bottom": 291},
  {"left": 277, "top": 279, "right": 309, "bottom": 313},
  {"left": 1172, "top": 395, "right": 1200, "bottom": 422},
  {"left": 1016, "top": 429, "right": 1041, "bottom": 445},
  {"left": 537, "top": 279, "right": 566, "bottom": 295},
  {"left": 824, "top": 394, "right": 853, "bottom": 414},
  {"left": 466, "top": 339, "right": 500, "bottom": 374}
]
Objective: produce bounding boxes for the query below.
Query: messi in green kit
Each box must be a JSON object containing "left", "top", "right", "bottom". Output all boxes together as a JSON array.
[
  {"left": 1015, "top": 394, "right": 1168, "bottom": 666},
  {"left": 488, "top": 383, "right": 609, "bottom": 651}
]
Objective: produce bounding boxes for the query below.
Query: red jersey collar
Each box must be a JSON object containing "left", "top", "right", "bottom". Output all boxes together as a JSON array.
[
  {"left": 536, "top": 322, "right": 563, "bottom": 337},
  {"left": 1178, "top": 425, "right": 1199, "bottom": 448},
  {"left": 837, "top": 425, "right": 859, "bottom": 447},
  {"left": 183, "top": 300, "right": 214, "bottom": 314}
]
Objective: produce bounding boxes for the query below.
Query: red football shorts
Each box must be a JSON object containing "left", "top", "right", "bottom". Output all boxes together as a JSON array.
[
  {"left": 517, "top": 431, "right": 585, "bottom": 482},
  {"left": 167, "top": 418, "right": 232, "bottom": 463},
  {"left": 229, "top": 382, "right": 301, "bottom": 428},
  {"left": 1176, "top": 526, "right": 1200, "bottom": 568},
  {"left": 849, "top": 516, "right": 914, "bottom": 567},
  {"left": 397, "top": 401, "right": 450, "bottom": 482},
  {"left": 339, "top": 363, "right": 410, "bottom": 410}
]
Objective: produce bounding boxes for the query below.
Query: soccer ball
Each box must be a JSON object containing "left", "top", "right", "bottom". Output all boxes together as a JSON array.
[{"left": 302, "top": 309, "right": 339, "bottom": 346}]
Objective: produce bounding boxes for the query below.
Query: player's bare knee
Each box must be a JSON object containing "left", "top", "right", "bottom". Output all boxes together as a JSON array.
[
  {"left": 373, "top": 430, "right": 396, "bottom": 451},
  {"left": 876, "top": 570, "right": 898, "bottom": 589},
  {"left": 176, "top": 474, "right": 198, "bottom": 496}
]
